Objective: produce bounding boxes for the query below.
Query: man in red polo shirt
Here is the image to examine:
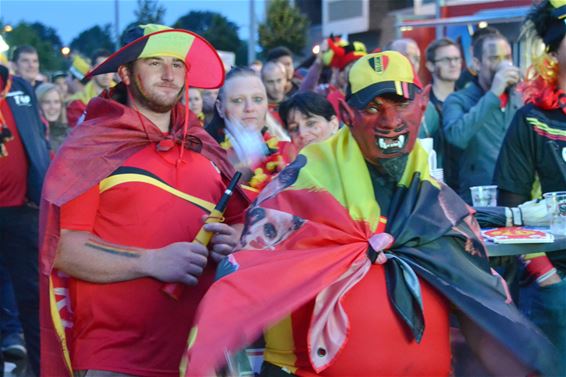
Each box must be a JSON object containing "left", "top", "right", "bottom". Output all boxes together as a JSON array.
[{"left": 40, "top": 24, "right": 249, "bottom": 377}]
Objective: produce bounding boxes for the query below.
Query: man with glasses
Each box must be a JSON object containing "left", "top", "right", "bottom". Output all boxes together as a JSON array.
[
  {"left": 443, "top": 32, "right": 521, "bottom": 204},
  {"left": 420, "top": 38, "right": 463, "bottom": 191}
]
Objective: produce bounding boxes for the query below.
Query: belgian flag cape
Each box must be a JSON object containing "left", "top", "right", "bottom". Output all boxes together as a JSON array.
[{"left": 184, "top": 127, "right": 558, "bottom": 376}]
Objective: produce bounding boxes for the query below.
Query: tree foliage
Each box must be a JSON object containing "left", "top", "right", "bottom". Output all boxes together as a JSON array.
[
  {"left": 5, "top": 22, "right": 65, "bottom": 71},
  {"left": 70, "top": 25, "right": 115, "bottom": 59},
  {"left": 120, "top": 0, "right": 166, "bottom": 46},
  {"left": 30, "top": 22, "right": 63, "bottom": 52},
  {"left": 258, "top": 0, "right": 309, "bottom": 56},
  {"left": 134, "top": 0, "right": 165, "bottom": 24},
  {"left": 173, "top": 11, "right": 247, "bottom": 65}
]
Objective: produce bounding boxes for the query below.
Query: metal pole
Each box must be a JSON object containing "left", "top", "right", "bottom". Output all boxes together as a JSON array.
[
  {"left": 115, "top": 0, "right": 120, "bottom": 49},
  {"left": 435, "top": 0, "right": 445, "bottom": 38},
  {"left": 248, "top": 0, "right": 256, "bottom": 65},
  {"left": 395, "top": 14, "right": 402, "bottom": 40}
]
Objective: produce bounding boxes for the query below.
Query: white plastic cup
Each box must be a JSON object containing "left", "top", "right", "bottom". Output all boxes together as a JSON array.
[
  {"left": 470, "top": 185, "right": 498, "bottom": 207},
  {"left": 543, "top": 191, "right": 566, "bottom": 236},
  {"left": 419, "top": 138, "right": 437, "bottom": 170},
  {"left": 420, "top": 138, "right": 434, "bottom": 153},
  {"left": 431, "top": 168, "right": 444, "bottom": 183}
]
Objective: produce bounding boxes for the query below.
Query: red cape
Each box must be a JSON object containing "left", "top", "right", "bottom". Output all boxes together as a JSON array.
[{"left": 39, "top": 86, "right": 247, "bottom": 376}]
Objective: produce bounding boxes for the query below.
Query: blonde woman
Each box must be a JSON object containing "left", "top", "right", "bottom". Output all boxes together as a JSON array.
[
  {"left": 35, "top": 83, "right": 68, "bottom": 151},
  {"left": 206, "top": 67, "right": 296, "bottom": 191}
]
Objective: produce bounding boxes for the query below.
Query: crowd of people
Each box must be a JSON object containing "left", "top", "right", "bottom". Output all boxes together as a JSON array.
[{"left": 0, "top": 0, "right": 565, "bottom": 376}]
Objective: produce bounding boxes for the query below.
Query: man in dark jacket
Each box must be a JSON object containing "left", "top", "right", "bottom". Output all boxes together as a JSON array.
[
  {"left": 0, "top": 63, "right": 50, "bottom": 376},
  {"left": 443, "top": 32, "right": 521, "bottom": 204}
]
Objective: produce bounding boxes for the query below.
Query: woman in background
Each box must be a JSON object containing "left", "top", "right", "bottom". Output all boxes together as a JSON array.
[
  {"left": 35, "top": 83, "right": 68, "bottom": 152},
  {"left": 206, "top": 67, "right": 295, "bottom": 191},
  {"left": 279, "top": 91, "right": 339, "bottom": 151},
  {"left": 188, "top": 88, "right": 205, "bottom": 126}
]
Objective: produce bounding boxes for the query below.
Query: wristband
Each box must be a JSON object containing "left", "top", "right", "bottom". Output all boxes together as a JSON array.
[
  {"left": 522, "top": 254, "right": 556, "bottom": 284},
  {"left": 511, "top": 207, "right": 523, "bottom": 226},
  {"left": 505, "top": 207, "right": 512, "bottom": 227},
  {"left": 537, "top": 268, "right": 558, "bottom": 285}
]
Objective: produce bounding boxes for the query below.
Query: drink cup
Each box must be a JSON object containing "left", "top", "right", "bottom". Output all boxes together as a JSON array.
[
  {"left": 470, "top": 185, "right": 498, "bottom": 207},
  {"left": 431, "top": 168, "right": 444, "bottom": 183},
  {"left": 497, "top": 60, "right": 514, "bottom": 71},
  {"left": 419, "top": 138, "right": 433, "bottom": 154},
  {"left": 543, "top": 191, "right": 566, "bottom": 236}
]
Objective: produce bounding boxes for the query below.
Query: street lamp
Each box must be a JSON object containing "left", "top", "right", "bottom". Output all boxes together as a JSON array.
[
  {"left": 3, "top": 25, "right": 13, "bottom": 33},
  {"left": 61, "top": 47, "right": 71, "bottom": 56}
]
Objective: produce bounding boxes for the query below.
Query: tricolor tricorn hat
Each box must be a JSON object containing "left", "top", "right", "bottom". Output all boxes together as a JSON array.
[
  {"left": 69, "top": 55, "right": 91, "bottom": 81},
  {"left": 346, "top": 51, "right": 422, "bottom": 109},
  {"left": 86, "top": 24, "right": 224, "bottom": 89}
]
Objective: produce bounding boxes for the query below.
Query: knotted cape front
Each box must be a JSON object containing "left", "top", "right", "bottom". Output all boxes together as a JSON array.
[{"left": 185, "top": 127, "right": 557, "bottom": 376}]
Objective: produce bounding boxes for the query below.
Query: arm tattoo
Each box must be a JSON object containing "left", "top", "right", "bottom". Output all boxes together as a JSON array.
[{"left": 85, "top": 240, "right": 141, "bottom": 258}]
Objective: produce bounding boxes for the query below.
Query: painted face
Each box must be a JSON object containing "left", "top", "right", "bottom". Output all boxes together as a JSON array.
[
  {"left": 477, "top": 38, "right": 512, "bottom": 86},
  {"left": 286, "top": 109, "right": 338, "bottom": 150},
  {"left": 241, "top": 207, "right": 304, "bottom": 250},
  {"left": 188, "top": 88, "right": 203, "bottom": 115},
  {"left": 93, "top": 56, "right": 114, "bottom": 90},
  {"left": 15, "top": 52, "right": 39, "bottom": 83},
  {"left": 129, "top": 56, "right": 185, "bottom": 114},
  {"left": 276, "top": 55, "right": 294, "bottom": 80},
  {"left": 432, "top": 45, "right": 462, "bottom": 82},
  {"left": 348, "top": 91, "right": 428, "bottom": 165},
  {"left": 40, "top": 89, "right": 62, "bottom": 123},
  {"left": 219, "top": 75, "right": 268, "bottom": 132},
  {"left": 262, "top": 63, "right": 287, "bottom": 103}
]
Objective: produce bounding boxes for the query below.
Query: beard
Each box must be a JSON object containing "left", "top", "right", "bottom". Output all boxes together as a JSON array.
[
  {"left": 130, "top": 76, "right": 183, "bottom": 114},
  {"left": 379, "top": 154, "right": 409, "bottom": 182}
]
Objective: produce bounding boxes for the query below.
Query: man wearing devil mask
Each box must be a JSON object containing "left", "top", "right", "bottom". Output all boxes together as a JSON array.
[{"left": 184, "top": 52, "right": 558, "bottom": 377}]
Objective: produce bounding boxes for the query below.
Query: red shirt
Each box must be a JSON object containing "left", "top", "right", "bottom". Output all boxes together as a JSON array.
[
  {"left": 66, "top": 99, "right": 86, "bottom": 127},
  {"left": 268, "top": 103, "right": 284, "bottom": 127},
  {"left": 265, "top": 265, "right": 451, "bottom": 376},
  {"left": 326, "top": 86, "right": 345, "bottom": 122},
  {"left": 0, "top": 100, "right": 28, "bottom": 206},
  {"left": 60, "top": 143, "right": 247, "bottom": 377}
]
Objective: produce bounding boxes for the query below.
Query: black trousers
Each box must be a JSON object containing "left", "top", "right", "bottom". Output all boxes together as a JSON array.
[
  {"left": 0, "top": 206, "right": 40, "bottom": 376},
  {"left": 259, "top": 362, "right": 297, "bottom": 377}
]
